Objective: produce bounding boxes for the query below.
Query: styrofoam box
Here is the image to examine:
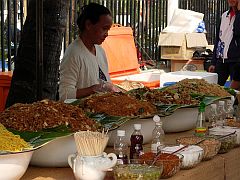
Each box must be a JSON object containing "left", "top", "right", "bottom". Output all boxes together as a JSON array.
[
  {"left": 160, "top": 71, "right": 218, "bottom": 87},
  {"left": 111, "top": 69, "right": 162, "bottom": 88}
]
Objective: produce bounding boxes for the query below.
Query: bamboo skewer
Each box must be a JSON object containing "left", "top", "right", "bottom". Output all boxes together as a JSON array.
[{"left": 74, "top": 130, "right": 109, "bottom": 156}]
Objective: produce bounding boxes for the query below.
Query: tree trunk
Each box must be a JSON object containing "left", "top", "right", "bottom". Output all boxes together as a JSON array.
[{"left": 5, "top": 0, "right": 70, "bottom": 108}]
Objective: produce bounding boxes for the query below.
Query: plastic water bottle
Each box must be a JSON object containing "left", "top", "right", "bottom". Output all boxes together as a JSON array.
[
  {"left": 208, "top": 104, "right": 218, "bottom": 128},
  {"left": 216, "top": 101, "right": 226, "bottom": 126},
  {"left": 225, "top": 99, "right": 234, "bottom": 121},
  {"left": 151, "top": 115, "right": 165, "bottom": 154},
  {"left": 195, "top": 102, "right": 207, "bottom": 137},
  {"left": 114, "top": 130, "right": 128, "bottom": 164},
  {"left": 130, "top": 124, "right": 143, "bottom": 159}
]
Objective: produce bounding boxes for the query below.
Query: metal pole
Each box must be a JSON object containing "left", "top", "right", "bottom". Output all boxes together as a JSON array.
[{"left": 36, "top": 0, "right": 43, "bottom": 100}]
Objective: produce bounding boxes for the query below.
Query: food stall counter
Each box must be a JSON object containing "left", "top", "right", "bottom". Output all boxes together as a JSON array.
[{"left": 21, "top": 130, "right": 240, "bottom": 180}]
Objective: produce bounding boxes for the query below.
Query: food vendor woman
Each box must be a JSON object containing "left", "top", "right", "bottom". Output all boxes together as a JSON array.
[{"left": 59, "top": 3, "right": 119, "bottom": 100}]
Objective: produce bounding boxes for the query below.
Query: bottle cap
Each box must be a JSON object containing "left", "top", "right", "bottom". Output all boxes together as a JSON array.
[
  {"left": 134, "top": 124, "right": 142, "bottom": 130},
  {"left": 219, "top": 101, "right": 225, "bottom": 106},
  {"left": 227, "top": 99, "right": 232, "bottom": 105},
  {"left": 211, "top": 104, "right": 217, "bottom": 109},
  {"left": 117, "top": 130, "right": 125, "bottom": 137},
  {"left": 153, "top": 115, "right": 161, "bottom": 123},
  {"left": 199, "top": 102, "right": 206, "bottom": 112}
]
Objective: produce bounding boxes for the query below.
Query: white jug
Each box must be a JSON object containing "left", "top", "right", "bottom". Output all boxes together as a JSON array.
[{"left": 68, "top": 152, "right": 117, "bottom": 180}]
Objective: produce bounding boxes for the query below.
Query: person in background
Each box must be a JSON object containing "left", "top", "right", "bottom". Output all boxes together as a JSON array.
[
  {"left": 209, "top": 0, "right": 240, "bottom": 86},
  {"left": 230, "top": 63, "right": 240, "bottom": 90},
  {"left": 59, "top": 3, "right": 119, "bottom": 100}
]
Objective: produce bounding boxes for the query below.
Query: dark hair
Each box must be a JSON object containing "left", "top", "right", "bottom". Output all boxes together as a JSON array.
[{"left": 77, "top": 3, "right": 111, "bottom": 32}]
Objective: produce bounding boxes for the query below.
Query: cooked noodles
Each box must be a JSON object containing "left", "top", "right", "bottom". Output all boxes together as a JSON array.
[{"left": 0, "top": 123, "right": 31, "bottom": 152}]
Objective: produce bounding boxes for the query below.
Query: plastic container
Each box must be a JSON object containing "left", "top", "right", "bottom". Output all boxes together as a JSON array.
[
  {"left": 114, "top": 130, "right": 129, "bottom": 164},
  {"left": 114, "top": 163, "right": 162, "bottom": 180},
  {"left": 212, "top": 134, "right": 237, "bottom": 154},
  {"left": 209, "top": 126, "right": 240, "bottom": 146},
  {"left": 151, "top": 115, "right": 165, "bottom": 154},
  {"left": 0, "top": 71, "right": 12, "bottom": 112},
  {"left": 139, "top": 152, "right": 183, "bottom": 179},
  {"left": 160, "top": 71, "right": 218, "bottom": 87},
  {"left": 162, "top": 145, "right": 204, "bottom": 169},
  {"left": 130, "top": 124, "right": 143, "bottom": 159},
  {"left": 176, "top": 136, "right": 221, "bottom": 161}
]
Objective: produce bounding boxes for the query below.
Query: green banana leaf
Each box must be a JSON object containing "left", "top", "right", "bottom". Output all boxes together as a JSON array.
[
  {"left": 7, "top": 125, "right": 73, "bottom": 150},
  {"left": 88, "top": 113, "right": 131, "bottom": 131}
]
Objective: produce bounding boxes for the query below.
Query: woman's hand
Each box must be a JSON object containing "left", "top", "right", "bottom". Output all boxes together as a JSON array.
[
  {"left": 92, "top": 81, "right": 122, "bottom": 93},
  {"left": 208, "top": 65, "right": 215, "bottom": 73}
]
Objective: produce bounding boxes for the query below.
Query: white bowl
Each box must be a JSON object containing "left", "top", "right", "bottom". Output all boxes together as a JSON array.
[
  {"left": 0, "top": 150, "right": 33, "bottom": 180},
  {"left": 162, "top": 107, "right": 198, "bottom": 132},
  {"left": 30, "top": 135, "right": 76, "bottom": 167},
  {"left": 29, "top": 107, "right": 198, "bottom": 166},
  {"left": 108, "top": 107, "right": 198, "bottom": 146}
]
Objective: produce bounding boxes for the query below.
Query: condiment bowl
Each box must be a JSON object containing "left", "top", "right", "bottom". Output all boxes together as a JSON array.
[
  {"left": 113, "top": 163, "right": 163, "bottom": 180},
  {"left": 140, "top": 152, "right": 182, "bottom": 179},
  {"left": 209, "top": 134, "right": 237, "bottom": 154},
  {"left": 177, "top": 136, "right": 221, "bottom": 161},
  {"left": 162, "top": 145, "right": 204, "bottom": 169},
  {"left": 0, "top": 150, "right": 33, "bottom": 180}
]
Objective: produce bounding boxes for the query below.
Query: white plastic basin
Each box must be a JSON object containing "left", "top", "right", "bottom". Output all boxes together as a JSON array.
[
  {"left": 0, "top": 150, "right": 33, "bottom": 180},
  {"left": 108, "top": 107, "right": 198, "bottom": 146},
  {"left": 30, "top": 135, "right": 76, "bottom": 167}
]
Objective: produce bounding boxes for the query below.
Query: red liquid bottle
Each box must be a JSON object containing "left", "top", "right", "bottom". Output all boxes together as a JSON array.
[
  {"left": 130, "top": 124, "right": 143, "bottom": 159},
  {"left": 114, "top": 130, "right": 129, "bottom": 164}
]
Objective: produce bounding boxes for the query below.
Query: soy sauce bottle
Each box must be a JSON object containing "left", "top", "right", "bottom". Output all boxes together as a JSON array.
[{"left": 130, "top": 124, "right": 143, "bottom": 159}]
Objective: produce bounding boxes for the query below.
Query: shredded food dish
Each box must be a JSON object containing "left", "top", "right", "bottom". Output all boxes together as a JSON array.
[
  {"left": 0, "top": 123, "right": 32, "bottom": 152},
  {"left": 129, "top": 79, "right": 231, "bottom": 105},
  {"left": 81, "top": 92, "right": 157, "bottom": 117},
  {"left": 167, "top": 79, "right": 230, "bottom": 97},
  {"left": 117, "top": 80, "right": 144, "bottom": 91},
  {"left": 0, "top": 99, "right": 99, "bottom": 132}
]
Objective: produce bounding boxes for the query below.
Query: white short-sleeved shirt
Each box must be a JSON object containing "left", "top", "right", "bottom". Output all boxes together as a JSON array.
[{"left": 59, "top": 38, "right": 111, "bottom": 100}]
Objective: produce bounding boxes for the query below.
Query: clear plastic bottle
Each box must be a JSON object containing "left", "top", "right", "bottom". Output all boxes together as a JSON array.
[
  {"left": 216, "top": 100, "right": 226, "bottom": 126},
  {"left": 114, "top": 130, "right": 128, "bottom": 164},
  {"left": 195, "top": 102, "right": 207, "bottom": 137},
  {"left": 208, "top": 104, "right": 218, "bottom": 128},
  {"left": 151, "top": 115, "right": 165, "bottom": 154},
  {"left": 130, "top": 124, "right": 143, "bottom": 159},
  {"left": 225, "top": 99, "right": 234, "bottom": 121}
]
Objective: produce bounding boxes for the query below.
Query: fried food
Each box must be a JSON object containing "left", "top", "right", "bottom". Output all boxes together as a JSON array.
[
  {"left": 0, "top": 99, "right": 99, "bottom": 132},
  {"left": 82, "top": 92, "right": 157, "bottom": 116},
  {"left": 129, "top": 79, "right": 231, "bottom": 105},
  {"left": 117, "top": 80, "right": 144, "bottom": 91},
  {"left": 167, "top": 79, "right": 230, "bottom": 97}
]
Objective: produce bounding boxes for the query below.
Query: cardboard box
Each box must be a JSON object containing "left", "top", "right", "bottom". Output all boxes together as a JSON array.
[
  {"left": 158, "top": 32, "right": 208, "bottom": 60},
  {"left": 160, "top": 71, "right": 218, "bottom": 87},
  {"left": 171, "top": 59, "right": 204, "bottom": 72}
]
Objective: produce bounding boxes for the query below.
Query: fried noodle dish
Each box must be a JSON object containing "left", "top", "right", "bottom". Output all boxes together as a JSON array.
[
  {"left": 81, "top": 92, "right": 157, "bottom": 117},
  {"left": 0, "top": 99, "right": 99, "bottom": 132}
]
